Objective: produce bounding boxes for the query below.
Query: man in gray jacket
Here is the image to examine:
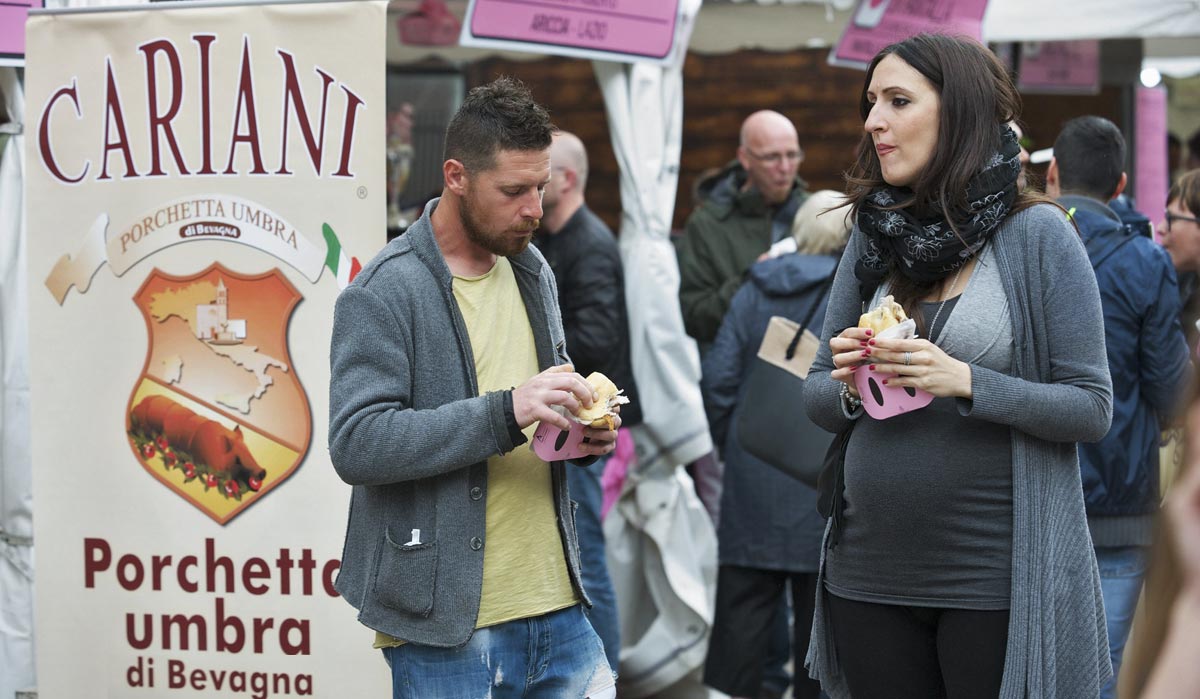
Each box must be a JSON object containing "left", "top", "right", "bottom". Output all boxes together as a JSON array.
[{"left": 329, "top": 77, "right": 618, "bottom": 698}]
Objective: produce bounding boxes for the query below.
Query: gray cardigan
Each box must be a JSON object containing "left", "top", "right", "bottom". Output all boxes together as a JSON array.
[
  {"left": 804, "top": 204, "right": 1114, "bottom": 697},
  {"left": 327, "top": 199, "right": 586, "bottom": 647}
]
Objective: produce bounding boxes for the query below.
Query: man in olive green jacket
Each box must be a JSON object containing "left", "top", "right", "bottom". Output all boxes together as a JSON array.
[{"left": 677, "top": 110, "right": 809, "bottom": 354}]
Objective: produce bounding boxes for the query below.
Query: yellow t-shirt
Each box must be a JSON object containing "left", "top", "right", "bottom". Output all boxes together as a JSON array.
[{"left": 375, "top": 257, "right": 576, "bottom": 648}]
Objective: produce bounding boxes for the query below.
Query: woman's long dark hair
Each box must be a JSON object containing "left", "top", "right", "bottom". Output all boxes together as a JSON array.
[{"left": 846, "top": 34, "right": 1040, "bottom": 315}]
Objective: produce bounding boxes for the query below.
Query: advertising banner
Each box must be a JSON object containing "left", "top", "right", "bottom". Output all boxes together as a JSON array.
[
  {"left": 830, "top": 0, "right": 990, "bottom": 71},
  {"left": 24, "top": 2, "right": 389, "bottom": 696},
  {"left": 1136, "top": 85, "right": 1168, "bottom": 239},
  {"left": 459, "top": 0, "right": 682, "bottom": 65},
  {"left": 1017, "top": 40, "right": 1101, "bottom": 95},
  {"left": 0, "top": 0, "right": 43, "bottom": 67}
]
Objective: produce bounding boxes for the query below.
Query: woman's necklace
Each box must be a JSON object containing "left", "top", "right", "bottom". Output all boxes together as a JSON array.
[{"left": 927, "top": 263, "right": 966, "bottom": 339}]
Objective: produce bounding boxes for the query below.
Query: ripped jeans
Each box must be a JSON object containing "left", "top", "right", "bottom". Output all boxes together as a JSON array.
[{"left": 381, "top": 605, "right": 616, "bottom": 699}]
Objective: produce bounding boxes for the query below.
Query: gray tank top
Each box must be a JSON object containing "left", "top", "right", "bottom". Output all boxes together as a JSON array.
[{"left": 825, "top": 245, "right": 1015, "bottom": 610}]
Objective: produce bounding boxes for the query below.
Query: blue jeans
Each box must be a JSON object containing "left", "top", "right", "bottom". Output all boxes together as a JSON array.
[
  {"left": 568, "top": 455, "right": 621, "bottom": 672},
  {"left": 1096, "top": 545, "right": 1150, "bottom": 699},
  {"left": 381, "top": 605, "right": 614, "bottom": 699}
]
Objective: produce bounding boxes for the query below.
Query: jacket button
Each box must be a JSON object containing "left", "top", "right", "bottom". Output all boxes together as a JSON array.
[
  {"left": 470, "top": 486, "right": 483, "bottom": 500},
  {"left": 470, "top": 537, "right": 483, "bottom": 551}
]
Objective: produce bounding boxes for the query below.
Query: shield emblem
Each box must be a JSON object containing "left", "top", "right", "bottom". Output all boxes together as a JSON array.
[{"left": 125, "top": 263, "right": 311, "bottom": 524}]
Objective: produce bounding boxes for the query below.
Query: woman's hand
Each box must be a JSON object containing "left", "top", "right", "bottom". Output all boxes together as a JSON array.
[
  {"left": 830, "top": 326, "right": 875, "bottom": 397},
  {"left": 862, "top": 337, "right": 973, "bottom": 399}
]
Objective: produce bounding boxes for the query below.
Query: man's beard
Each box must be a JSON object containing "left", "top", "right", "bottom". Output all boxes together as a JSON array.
[{"left": 461, "top": 191, "right": 537, "bottom": 257}]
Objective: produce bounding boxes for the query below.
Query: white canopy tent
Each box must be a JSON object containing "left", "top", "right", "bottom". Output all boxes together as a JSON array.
[
  {"left": 983, "top": 0, "right": 1200, "bottom": 43},
  {"left": 0, "top": 66, "right": 33, "bottom": 699},
  {"left": 380, "top": 0, "right": 1200, "bottom": 75},
  {"left": 691, "top": 0, "right": 1200, "bottom": 73}
]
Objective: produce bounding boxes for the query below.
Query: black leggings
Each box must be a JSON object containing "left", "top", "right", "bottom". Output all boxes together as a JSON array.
[{"left": 826, "top": 593, "right": 1010, "bottom": 699}]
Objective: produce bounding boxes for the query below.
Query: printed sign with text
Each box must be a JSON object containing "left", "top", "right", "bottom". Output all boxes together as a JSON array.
[
  {"left": 1017, "top": 40, "right": 1101, "bottom": 95},
  {"left": 25, "top": 2, "right": 390, "bottom": 697},
  {"left": 0, "top": 0, "right": 43, "bottom": 66},
  {"left": 460, "top": 0, "right": 682, "bottom": 64},
  {"left": 830, "top": 0, "right": 990, "bottom": 71}
]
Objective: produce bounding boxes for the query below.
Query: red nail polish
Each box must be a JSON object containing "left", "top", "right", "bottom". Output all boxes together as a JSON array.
[
  {"left": 865, "top": 329, "right": 873, "bottom": 336},
  {"left": 869, "top": 365, "right": 876, "bottom": 371},
  {"left": 861, "top": 350, "right": 870, "bottom": 357},
  {"left": 860, "top": 341, "right": 868, "bottom": 347},
  {"left": 849, "top": 366, "right": 858, "bottom": 372},
  {"left": 868, "top": 339, "right": 876, "bottom": 346},
  {"left": 882, "top": 379, "right": 889, "bottom": 385}
]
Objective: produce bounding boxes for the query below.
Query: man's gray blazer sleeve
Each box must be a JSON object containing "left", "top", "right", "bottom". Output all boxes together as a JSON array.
[{"left": 328, "top": 283, "right": 517, "bottom": 486}]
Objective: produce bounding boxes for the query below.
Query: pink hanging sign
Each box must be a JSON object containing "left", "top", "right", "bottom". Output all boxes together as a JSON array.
[
  {"left": 1136, "top": 86, "right": 1169, "bottom": 239},
  {"left": 830, "top": 0, "right": 990, "bottom": 71},
  {"left": 460, "top": 0, "right": 681, "bottom": 64},
  {"left": 1017, "top": 41, "right": 1101, "bottom": 95},
  {"left": 0, "top": 0, "right": 42, "bottom": 67},
  {"left": 397, "top": 0, "right": 461, "bottom": 47}
]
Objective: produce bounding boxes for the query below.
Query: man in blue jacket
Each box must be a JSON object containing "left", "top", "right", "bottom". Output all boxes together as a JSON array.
[{"left": 1048, "top": 115, "right": 1191, "bottom": 699}]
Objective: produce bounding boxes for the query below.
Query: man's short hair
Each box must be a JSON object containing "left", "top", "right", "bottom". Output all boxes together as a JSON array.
[
  {"left": 444, "top": 77, "right": 554, "bottom": 172},
  {"left": 1053, "top": 116, "right": 1126, "bottom": 200}
]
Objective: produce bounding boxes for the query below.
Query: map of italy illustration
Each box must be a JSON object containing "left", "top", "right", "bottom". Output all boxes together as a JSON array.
[{"left": 146, "top": 279, "right": 288, "bottom": 414}]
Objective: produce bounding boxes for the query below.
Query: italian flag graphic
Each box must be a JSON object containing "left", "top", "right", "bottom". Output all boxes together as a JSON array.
[{"left": 323, "top": 223, "right": 362, "bottom": 289}]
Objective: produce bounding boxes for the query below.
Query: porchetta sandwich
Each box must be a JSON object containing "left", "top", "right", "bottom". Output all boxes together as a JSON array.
[
  {"left": 572, "top": 372, "right": 629, "bottom": 431},
  {"left": 858, "top": 295, "right": 908, "bottom": 334}
]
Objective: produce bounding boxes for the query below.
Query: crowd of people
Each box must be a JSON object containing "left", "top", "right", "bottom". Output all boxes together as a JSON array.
[{"left": 326, "top": 31, "right": 1200, "bottom": 699}]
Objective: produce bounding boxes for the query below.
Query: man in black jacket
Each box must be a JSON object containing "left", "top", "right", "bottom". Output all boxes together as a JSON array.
[{"left": 534, "top": 129, "right": 641, "bottom": 672}]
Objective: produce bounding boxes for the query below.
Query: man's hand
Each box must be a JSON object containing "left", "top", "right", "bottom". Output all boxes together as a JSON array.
[
  {"left": 577, "top": 412, "right": 622, "bottom": 458},
  {"left": 513, "top": 364, "right": 597, "bottom": 431}
]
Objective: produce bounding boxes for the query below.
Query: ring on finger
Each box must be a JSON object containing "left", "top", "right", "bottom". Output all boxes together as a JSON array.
[{"left": 904, "top": 351, "right": 912, "bottom": 366}]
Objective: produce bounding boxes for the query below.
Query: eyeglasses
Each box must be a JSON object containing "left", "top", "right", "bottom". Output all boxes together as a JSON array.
[
  {"left": 744, "top": 148, "right": 803, "bottom": 165},
  {"left": 1166, "top": 211, "right": 1200, "bottom": 229}
]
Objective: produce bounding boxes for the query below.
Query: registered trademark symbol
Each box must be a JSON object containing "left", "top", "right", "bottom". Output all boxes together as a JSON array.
[{"left": 356, "top": 186, "right": 368, "bottom": 199}]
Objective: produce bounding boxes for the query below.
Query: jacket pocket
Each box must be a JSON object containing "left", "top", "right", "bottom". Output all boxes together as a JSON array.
[
  {"left": 568, "top": 499, "right": 582, "bottom": 565},
  {"left": 374, "top": 527, "right": 438, "bottom": 617}
]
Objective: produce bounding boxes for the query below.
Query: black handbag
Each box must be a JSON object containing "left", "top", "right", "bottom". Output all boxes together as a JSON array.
[
  {"left": 735, "top": 274, "right": 835, "bottom": 488},
  {"left": 817, "top": 423, "right": 852, "bottom": 547}
]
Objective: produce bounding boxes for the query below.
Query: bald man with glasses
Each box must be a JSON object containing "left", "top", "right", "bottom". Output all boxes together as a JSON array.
[{"left": 677, "top": 110, "right": 809, "bottom": 353}]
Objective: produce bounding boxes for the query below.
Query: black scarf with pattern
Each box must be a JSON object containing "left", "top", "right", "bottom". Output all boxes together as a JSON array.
[{"left": 854, "top": 126, "right": 1023, "bottom": 296}]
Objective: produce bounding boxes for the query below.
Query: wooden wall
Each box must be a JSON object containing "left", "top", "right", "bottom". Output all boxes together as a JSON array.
[
  {"left": 463, "top": 58, "right": 623, "bottom": 227},
  {"left": 465, "top": 49, "right": 1123, "bottom": 233},
  {"left": 1021, "top": 86, "right": 1126, "bottom": 171}
]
